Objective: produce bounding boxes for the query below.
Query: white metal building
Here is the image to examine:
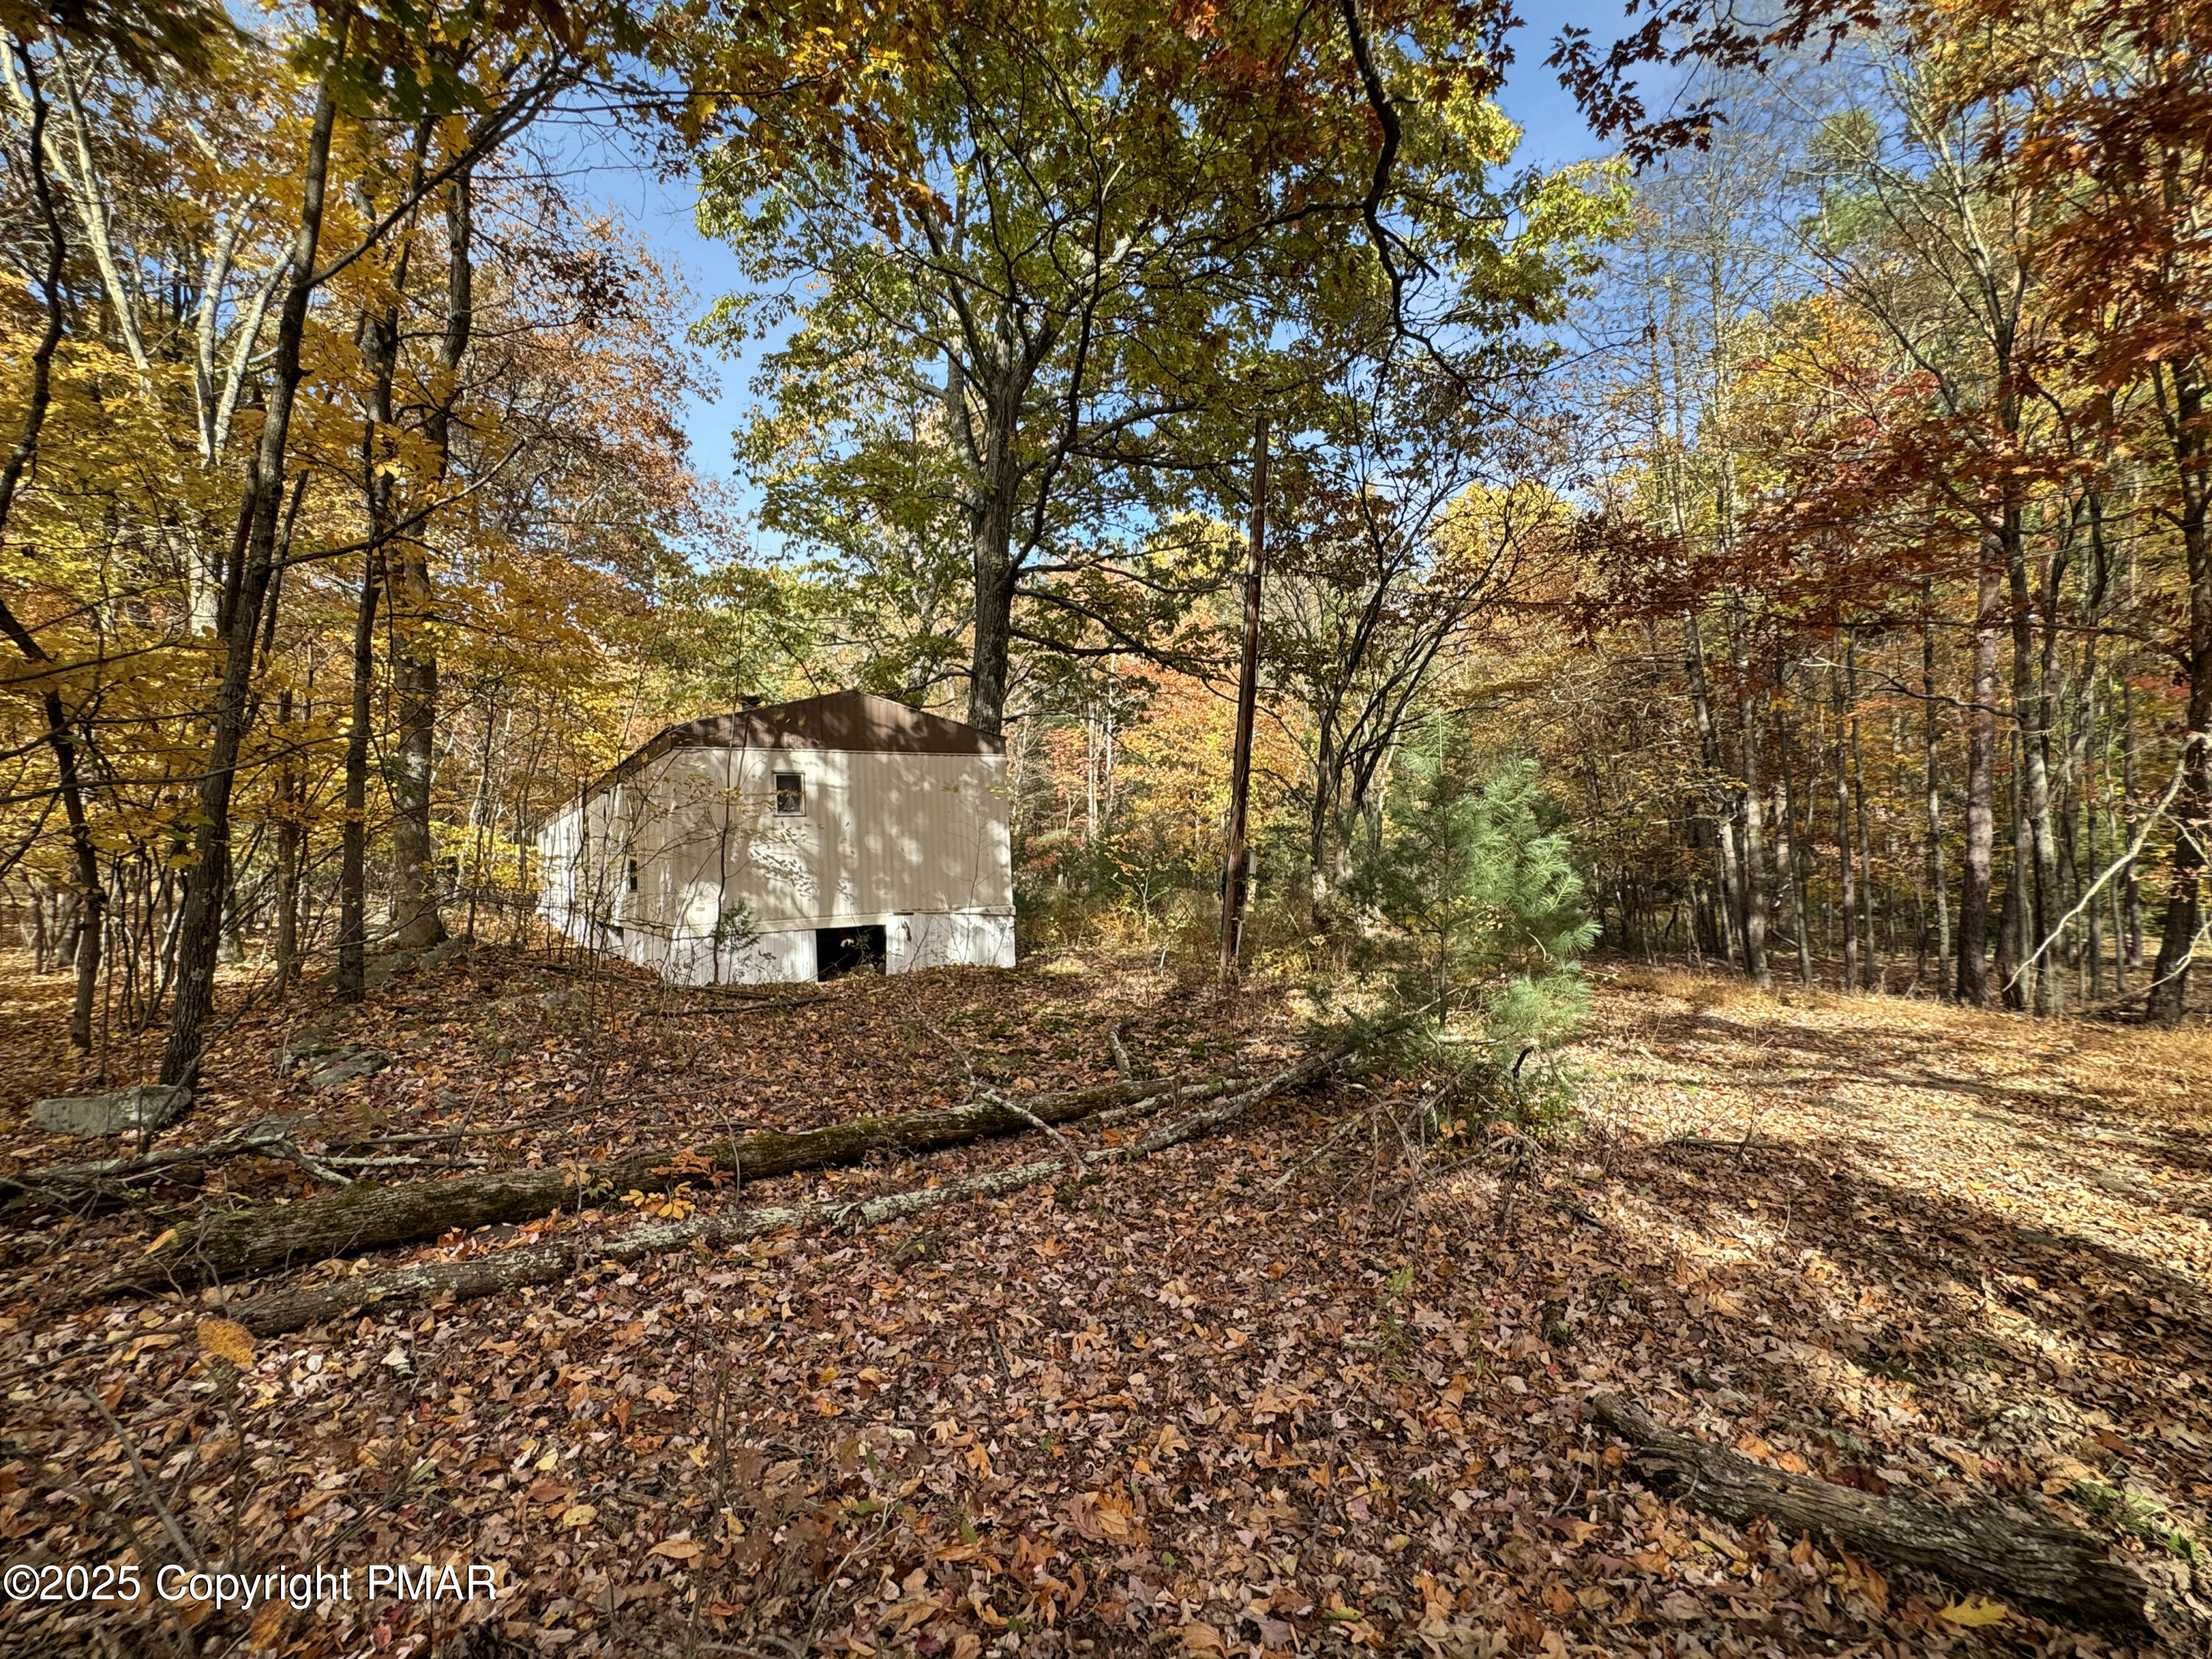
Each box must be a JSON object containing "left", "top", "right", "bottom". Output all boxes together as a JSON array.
[{"left": 537, "top": 690, "right": 1014, "bottom": 984}]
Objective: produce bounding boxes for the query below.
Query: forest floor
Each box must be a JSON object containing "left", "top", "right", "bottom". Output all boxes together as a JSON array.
[{"left": 0, "top": 945, "right": 2208, "bottom": 1659}]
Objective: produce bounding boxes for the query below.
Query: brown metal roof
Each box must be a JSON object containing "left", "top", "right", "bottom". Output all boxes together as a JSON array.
[{"left": 577, "top": 690, "right": 1002, "bottom": 808}]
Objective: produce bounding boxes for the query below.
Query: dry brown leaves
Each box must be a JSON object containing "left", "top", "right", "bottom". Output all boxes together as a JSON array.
[{"left": 0, "top": 949, "right": 2206, "bottom": 1658}]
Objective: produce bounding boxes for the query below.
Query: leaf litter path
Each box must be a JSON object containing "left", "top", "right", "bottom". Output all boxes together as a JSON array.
[{"left": 0, "top": 950, "right": 2208, "bottom": 1658}]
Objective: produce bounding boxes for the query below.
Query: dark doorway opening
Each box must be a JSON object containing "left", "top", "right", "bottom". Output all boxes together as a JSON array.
[{"left": 815, "top": 925, "right": 886, "bottom": 980}]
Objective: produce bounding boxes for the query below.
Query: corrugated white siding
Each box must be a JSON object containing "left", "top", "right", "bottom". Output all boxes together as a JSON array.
[{"left": 537, "top": 745, "right": 1012, "bottom": 984}]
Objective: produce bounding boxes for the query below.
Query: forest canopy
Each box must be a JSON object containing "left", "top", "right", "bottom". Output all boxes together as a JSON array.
[{"left": 1, "top": 0, "right": 2209, "bottom": 1076}]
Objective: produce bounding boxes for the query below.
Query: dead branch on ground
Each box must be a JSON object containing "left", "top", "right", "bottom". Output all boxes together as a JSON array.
[
  {"left": 1590, "top": 1392, "right": 2158, "bottom": 1631},
  {"left": 97, "top": 1070, "right": 1254, "bottom": 1300},
  {"left": 4, "top": 1118, "right": 307, "bottom": 1206},
  {"left": 219, "top": 1047, "right": 1342, "bottom": 1337}
]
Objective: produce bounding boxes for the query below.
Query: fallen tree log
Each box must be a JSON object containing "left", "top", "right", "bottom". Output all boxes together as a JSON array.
[
  {"left": 223, "top": 1047, "right": 1339, "bottom": 1337},
  {"left": 2, "top": 1119, "right": 307, "bottom": 1206},
  {"left": 1589, "top": 1393, "right": 2156, "bottom": 1631},
  {"left": 100, "top": 1070, "right": 1252, "bottom": 1300}
]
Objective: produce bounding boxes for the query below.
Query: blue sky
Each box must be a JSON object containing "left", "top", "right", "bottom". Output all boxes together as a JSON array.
[{"left": 563, "top": 1, "right": 1626, "bottom": 510}]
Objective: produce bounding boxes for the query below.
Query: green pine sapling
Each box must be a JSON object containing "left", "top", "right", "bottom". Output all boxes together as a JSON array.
[{"left": 1346, "top": 711, "right": 1596, "bottom": 1124}]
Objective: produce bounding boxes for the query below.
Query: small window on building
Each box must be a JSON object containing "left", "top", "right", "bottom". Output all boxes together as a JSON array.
[
  {"left": 774, "top": 771, "right": 804, "bottom": 815},
  {"left": 626, "top": 858, "right": 639, "bottom": 893}
]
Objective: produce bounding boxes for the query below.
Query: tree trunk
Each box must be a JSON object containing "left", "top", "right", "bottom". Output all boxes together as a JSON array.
[
  {"left": 0, "top": 59, "right": 105, "bottom": 1054},
  {"left": 1957, "top": 563, "right": 2003, "bottom": 1004},
  {"left": 273, "top": 686, "right": 302, "bottom": 996},
  {"left": 389, "top": 594, "right": 442, "bottom": 949},
  {"left": 1832, "top": 651, "right": 1857, "bottom": 992},
  {"left": 2119, "top": 692, "right": 2140, "bottom": 982},
  {"left": 390, "top": 170, "right": 473, "bottom": 953},
  {"left": 1728, "top": 603, "right": 1771, "bottom": 987},
  {"left": 159, "top": 44, "right": 344, "bottom": 1089},
  {"left": 1997, "top": 740, "right": 2028, "bottom": 1009},
  {"left": 2, "top": 1118, "right": 307, "bottom": 1206},
  {"left": 29, "top": 885, "right": 51, "bottom": 973},
  {"left": 338, "top": 552, "right": 380, "bottom": 1002},
  {"left": 956, "top": 323, "right": 1030, "bottom": 742},
  {"left": 2147, "top": 666, "right": 2212, "bottom": 1027},
  {"left": 222, "top": 1051, "right": 1338, "bottom": 1339},
  {"left": 2078, "top": 566, "right": 2104, "bottom": 1001},
  {"left": 1776, "top": 713, "right": 1815, "bottom": 987},
  {"left": 344, "top": 159, "right": 425, "bottom": 990},
  {"left": 1848, "top": 634, "right": 1878, "bottom": 991},
  {"left": 1922, "top": 608, "right": 1952, "bottom": 995},
  {"left": 2007, "top": 510, "right": 2064, "bottom": 1014},
  {"left": 1685, "top": 610, "right": 1745, "bottom": 970},
  {"left": 966, "top": 490, "right": 1018, "bottom": 738},
  {"left": 1309, "top": 726, "right": 1339, "bottom": 931},
  {"left": 55, "top": 706, "right": 105, "bottom": 1053},
  {"left": 2149, "top": 354, "right": 2211, "bottom": 1026},
  {"left": 2122, "top": 661, "right": 2143, "bottom": 975}
]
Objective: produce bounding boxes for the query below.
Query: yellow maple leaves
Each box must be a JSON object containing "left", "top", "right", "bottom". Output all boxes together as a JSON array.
[
  {"left": 624, "top": 1183, "right": 697, "bottom": 1220},
  {"left": 195, "top": 1315, "right": 256, "bottom": 1368},
  {"left": 1935, "top": 1595, "right": 2009, "bottom": 1627}
]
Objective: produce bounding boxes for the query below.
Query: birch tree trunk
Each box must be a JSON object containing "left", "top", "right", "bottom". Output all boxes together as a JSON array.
[
  {"left": 1957, "top": 563, "right": 2003, "bottom": 1004},
  {"left": 1686, "top": 609, "right": 1745, "bottom": 970},
  {"left": 1729, "top": 601, "right": 1771, "bottom": 987},
  {"left": 2007, "top": 509, "right": 2064, "bottom": 1014}
]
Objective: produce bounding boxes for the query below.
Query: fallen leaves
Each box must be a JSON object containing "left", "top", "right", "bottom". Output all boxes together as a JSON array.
[
  {"left": 0, "top": 953, "right": 2204, "bottom": 1658},
  {"left": 195, "top": 1317, "right": 255, "bottom": 1368},
  {"left": 1936, "top": 1595, "right": 2011, "bottom": 1627}
]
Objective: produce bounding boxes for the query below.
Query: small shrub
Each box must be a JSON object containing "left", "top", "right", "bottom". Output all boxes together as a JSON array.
[{"left": 1341, "top": 714, "right": 1596, "bottom": 1091}]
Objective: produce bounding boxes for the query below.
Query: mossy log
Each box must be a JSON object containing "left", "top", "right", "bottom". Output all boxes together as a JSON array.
[
  {"left": 1590, "top": 1394, "right": 2157, "bottom": 1632},
  {"left": 101, "top": 1071, "right": 1247, "bottom": 1299},
  {"left": 224, "top": 1048, "right": 1339, "bottom": 1336}
]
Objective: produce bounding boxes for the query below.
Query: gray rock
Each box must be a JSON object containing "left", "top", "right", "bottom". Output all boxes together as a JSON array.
[
  {"left": 362, "top": 953, "right": 410, "bottom": 990},
  {"left": 419, "top": 938, "right": 467, "bottom": 970},
  {"left": 308, "top": 1050, "right": 390, "bottom": 1093},
  {"left": 310, "top": 952, "right": 415, "bottom": 994},
  {"left": 274, "top": 1012, "right": 347, "bottom": 1075},
  {"left": 274, "top": 1040, "right": 344, "bottom": 1076},
  {"left": 31, "top": 1084, "right": 191, "bottom": 1138}
]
